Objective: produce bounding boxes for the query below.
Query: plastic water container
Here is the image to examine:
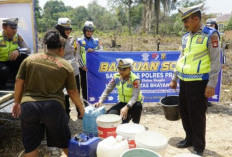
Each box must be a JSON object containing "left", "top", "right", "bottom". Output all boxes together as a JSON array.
[
  {"left": 135, "top": 131, "right": 168, "bottom": 157},
  {"left": 97, "top": 136, "right": 129, "bottom": 157},
  {"left": 83, "top": 105, "right": 105, "bottom": 136},
  {"left": 68, "top": 133, "right": 101, "bottom": 157},
  {"left": 116, "top": 123, "right": 145, "bottom": 149},
  {"left": 120, "top": 148, "right": 161, "bottom": 157},
  {"left": 173, "top": 153, "right": 201, "bottom": 157},
  {"left": 96, "top": 114, "right": 122, "bottom": 138}
]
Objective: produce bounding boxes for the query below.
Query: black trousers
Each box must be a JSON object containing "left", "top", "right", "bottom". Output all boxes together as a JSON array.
[
  {"left": 107, "top": 102, "right": 143, "bottom": 124},
  {"left": 0, "top": 54, "right": 27, "bottom": 89},
  {"left": 65, "top": 75, "right": 80, "bottom": 117},
  {"left": 79, "top": 68, "right": 87, "bottom": 106},
  {"left": 179, "top": 80, "right": 208, "bottom": 152}
]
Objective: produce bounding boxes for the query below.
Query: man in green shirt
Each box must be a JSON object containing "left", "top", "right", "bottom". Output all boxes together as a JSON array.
[{"left": 12, "top": 30, "right": 84, "bottom": 157}]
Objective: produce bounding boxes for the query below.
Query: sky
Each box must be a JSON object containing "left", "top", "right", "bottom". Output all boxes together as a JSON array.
[{"left": 39, "top": 0, "right": 232, "bottom": 14}]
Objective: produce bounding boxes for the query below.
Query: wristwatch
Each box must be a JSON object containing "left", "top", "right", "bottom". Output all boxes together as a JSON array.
[{"left": 126, "top": 104, "right": 131, "bottom": 108}]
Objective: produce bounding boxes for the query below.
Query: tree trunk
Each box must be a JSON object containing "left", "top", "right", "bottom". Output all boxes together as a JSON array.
[
  {"left": 154, "top": 0, "right": 160, "bottom": 35},
  {"left": 142, "top": 2, "right": 147, "bottom": 33},
  {"left": 142, "top": 0, "right": 154, "bottom": 33},
  {"left": 128, "top": 0, "right": 132, "bottom": 36}
]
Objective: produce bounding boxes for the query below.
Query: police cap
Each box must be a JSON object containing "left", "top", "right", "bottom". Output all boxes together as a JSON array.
[
  {"left": 83, "top": 21, "right": 94, "bottom": 31},
  {"left": 206, "top": 18, "right": 217, "bottom": 26},
  {"left": 117, "top": 58, "right": 133, "bottom": 70},
  {"left": 57, "top": 18, "right": 72, "bottom": 29},
  {"left": 178, "top": 3, "right": 203, "bottom": 20},
  {"left": 3, "top": 17, "right": 18, "bottom": 29}
]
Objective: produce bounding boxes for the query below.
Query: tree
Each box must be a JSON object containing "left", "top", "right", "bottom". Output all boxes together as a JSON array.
[
  {"left": 154, "top": 0, "right": 177, "bottom": 35},
  {"left": 43, "top": 0, "right": 67, "bottom": 19},
  {"left": 37, "top": 0, "right": 67, "bottom": 32},
  {"left": 225, "top": 16, "right": 232, "bottom": 31},
  {"left": 109, "top": 0, "right": 139, "bottom": 36},
  {"left": 176, "top": 0, "right": 204, "bottom": 8},
  {"left": 34, "top": 0, "right": 41, "bottom": 28},
  {"left": 71, "top": 6, "right": 89, "bottom": 29}
]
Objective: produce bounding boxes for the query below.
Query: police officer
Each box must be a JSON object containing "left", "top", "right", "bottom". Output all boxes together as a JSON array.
[
  {"left": 169, "top": 4, "right": 220, "bottom": 156},
  {"left": 77, "top": 21, "right": 103, "bottom": 106},
  {"left": 55, "top": 18, "right": 82, "bottom": 117},
  {"left": 206, "top": 18, "right": 218, "bottom": 30},
  {"left": 0, "top": 18, "right": 30, "bottom": 89},
  {"left": 94, "top": 58, "right": 143, "bottom": 124}
]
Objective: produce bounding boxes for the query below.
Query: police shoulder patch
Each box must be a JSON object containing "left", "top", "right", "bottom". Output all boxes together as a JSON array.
[
  {"left": 18, "top": 35, "right": 24, "bottom": 42},
  {"left": 133, "top": 80, "right": 140, "bottom": 88},
  {"left": 211, "top": 35, "right": 219, "bottom": 48}
]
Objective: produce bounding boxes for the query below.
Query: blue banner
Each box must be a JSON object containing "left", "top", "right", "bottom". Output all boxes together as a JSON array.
[{"left": 87, "top": 51, "right": 221, "bottom": 104}]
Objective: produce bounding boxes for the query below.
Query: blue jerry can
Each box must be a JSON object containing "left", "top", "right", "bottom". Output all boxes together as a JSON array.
[
  {"left": 83, "top": 105, "right": 105, "bottom": 136},
  {"left": 68, "top": 133, "right": 101, "bottom": 157}
]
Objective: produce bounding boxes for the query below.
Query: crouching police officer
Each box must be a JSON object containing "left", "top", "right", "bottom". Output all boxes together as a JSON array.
[
  {"left": 94, "top": 58, "right": 143, "bottom": 124},
  {"left": 0, "top": 18, "right": 30, "bottom": 89}
]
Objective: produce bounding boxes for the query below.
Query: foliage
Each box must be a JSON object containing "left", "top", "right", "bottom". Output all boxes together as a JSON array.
[
  {"left": 35, "top": 0, "right": 211, "bottom": 36},
  {"left": 71, "top": 6, "right": 89, "bottom": 29},
  {"left": 224, "top": 17, "right": 232, "bottom": 31},
  {"left": 34, "top": 0, "right": 41, "bottom": 29},
  {"left": 175, "top": 0, "right": 204, "bottom": 8}
]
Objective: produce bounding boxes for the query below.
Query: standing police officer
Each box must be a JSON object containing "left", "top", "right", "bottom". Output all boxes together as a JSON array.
[
  {"left": 0, "top": 18, "right": 30, "bottom": 89},
  {"left": 169, "top": 4, "right": 220, "bottom": 156},
  {"left": 55, "top": 17, "right": 82, "bottom": 117},
  {"left": 94, "top": 58, "right": 143, "bottom": 124},
  {"left": 77, "top": 21, "right": 103, "bottom": 105}
]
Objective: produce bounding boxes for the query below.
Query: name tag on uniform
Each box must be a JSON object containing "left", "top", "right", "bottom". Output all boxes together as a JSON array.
[
  {"left": 196, "top": 37, "right": 205, "bottom": 44},
  {"left": 127, "top": 79, "right": 133, "bottom": 88}
]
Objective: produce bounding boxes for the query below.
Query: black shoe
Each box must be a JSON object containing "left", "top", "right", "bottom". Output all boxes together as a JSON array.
[
  {"left": 207, "top": 101, "right": 213, "bottom": 107},
  {"left": 192, "top": 150, "right": 203, "bottom": 156},
  {"left": 176, "top": 139, "right": 192, "bottom": 148}
]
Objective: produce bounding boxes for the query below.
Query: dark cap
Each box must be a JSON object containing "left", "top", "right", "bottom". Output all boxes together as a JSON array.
[
  {"left": 3, "top": 17, "right": 18, "bottom": 29},
  {"left": 178, "top": 3, "right": 203, "bottom": 20}
]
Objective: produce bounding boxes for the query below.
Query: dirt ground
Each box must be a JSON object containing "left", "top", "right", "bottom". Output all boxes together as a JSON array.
[{"left": 0, "top": 36, "right": 232, "bottom": 157}]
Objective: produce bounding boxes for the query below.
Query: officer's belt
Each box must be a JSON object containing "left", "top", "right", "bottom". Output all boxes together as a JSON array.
[{"left": 177, "top": 72, "right": 209, "bottom": 80}]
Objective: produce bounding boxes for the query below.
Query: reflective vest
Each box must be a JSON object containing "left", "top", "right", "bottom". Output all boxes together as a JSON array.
[
  {"left": 176, "top": 26, "right": 219, "bottom": 81},
  {"left": 0, "top": 33, "right": 19, "bottom": 61},
  {"left": 77, "top": 37, "right": 99, "bottom": 65},
  {"left": 114, "top": 72, "right": 142, "bottom": 103}
]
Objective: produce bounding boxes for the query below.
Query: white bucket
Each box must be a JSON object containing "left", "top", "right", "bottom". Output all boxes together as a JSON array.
[
  {"left": 97, "top": 136, "right": 129, "bottom": 157},
  {"left": 116, "top": 123, "right": 145, "bottom": 148},
  {"left": 96, "top": 114, "right": 122, "bottom": 138},
  {"left": 173, "top": 153, "right": 201, "bottom": 157},
  {"left": 120, "top": 148, "right": 161, "bottom": 157},
  {"left": 135, "top": 131, "right": 168, "bottom": 156}
]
